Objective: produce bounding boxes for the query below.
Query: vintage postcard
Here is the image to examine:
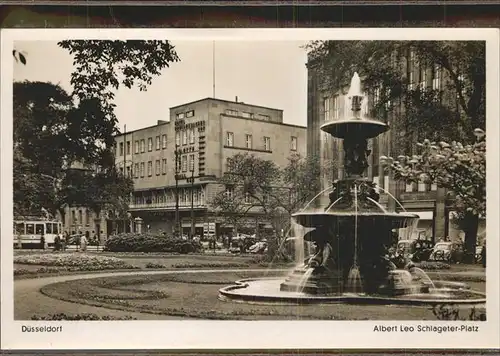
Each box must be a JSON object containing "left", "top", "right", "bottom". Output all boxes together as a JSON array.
[{"left": 1, "top": 28, "right": 499, "bottom": 350}]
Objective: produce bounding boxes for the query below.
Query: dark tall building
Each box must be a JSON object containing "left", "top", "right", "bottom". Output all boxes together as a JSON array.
[{"left": 306, "top": 45, "right": 486, "bottom": 243}]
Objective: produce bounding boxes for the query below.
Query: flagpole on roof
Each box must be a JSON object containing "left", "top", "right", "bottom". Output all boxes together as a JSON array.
[{"left": 212, "top": 40, "right": 216, "bottom": 99}]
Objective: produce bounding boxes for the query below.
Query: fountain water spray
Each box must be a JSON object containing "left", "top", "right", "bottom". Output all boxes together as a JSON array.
[
  {"left": 219, "top": 71, "right": 486, "bottom": 311},
  {"left": 301, "top": 185, "right": 336, "bottom": 212},
  {"left": 347, "top": 184, "right": 363, "bottom": 294},
  {"left": 375, "top": 185, "right": 407, "bottom": 212}
]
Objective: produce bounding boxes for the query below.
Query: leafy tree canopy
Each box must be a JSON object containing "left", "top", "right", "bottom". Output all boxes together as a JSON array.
[
  {"left": 59, "top": 166, "right": 134, "bottom": 220},
  {"left": 13, "top": 39, "right": 178, "bottom": 218},
  {"left": 212, "top": 153, "right": 329, "bottom": 235},
  {"left": 13, "top": 81, "right": 116, "bottom": 174},
  {"left": 58, "top": 40, "right": 180, "bottom": 127},
  {"left": 382, "top": 128, "right": 486, "bottom": 262},
  {"left": 306, "top": 40, "right": 485, "bottom": 144},
  {"left": 13, "top": 81, "right": 133, "bottom": 218}
]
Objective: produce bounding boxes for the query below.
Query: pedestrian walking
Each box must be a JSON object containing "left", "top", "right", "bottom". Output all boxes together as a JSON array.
[
  {"left": 40, "top": 233, "right": 45, "bottom": 250},
  {"left": 53, "top": 234, "right": 61, "bottom": 252},
  {"left": 60, "top": 233, "right": 66, "bottom": 251},
  {"left": 80, "top": 234, "right": 88, "bottom": 252}
]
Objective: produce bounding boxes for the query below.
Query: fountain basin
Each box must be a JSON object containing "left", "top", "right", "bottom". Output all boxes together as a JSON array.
[
  {"left": 320, "top": 119, "right": 389, "bottom": 139},
  {"left": 292, "top": 211, "right": 419, "bottom": 229},
  {"left": 219, "top": 278, "right": 486, "bottom": 308}
]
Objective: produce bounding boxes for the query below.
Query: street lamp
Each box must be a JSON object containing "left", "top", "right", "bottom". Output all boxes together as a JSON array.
[
  {"left": 174, "top": 144, "right": 180, "bottom": 237},
  {"left": 190, "top": 166, "right": 195, "bottom": 238}
]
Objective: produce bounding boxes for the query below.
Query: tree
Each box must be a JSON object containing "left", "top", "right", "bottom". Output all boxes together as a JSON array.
[
  {"left": 59, "top": 165, "right": 134, "bottom": 227},
  {"left": 281, "top": 153, "right": 327, "bottom": 215},
  {"left": 306, "top": 40, "right": 485, "bottom": 146},
  {"left": 58, "top": 40, "right": 179, "bottom": 127},
  {"left": 14, "top": 82, "right": 73, "bottom": 177},
  {"left": 211, "top": 153, "right": 282, "bottom": 254},
  {"left": 382, "top": 128, "right": 486, "bottom": 263},
  {"left": 211, "top": 185, "right": 258, "bottom": 237},
  {"left": 14, "top": 40, "right": 179, "bottom": 218},
  {"left": 211, "top": 153, "right": 329, "bottom": 259},
  {"left": 13, "top": 81, "right": 118, "bottom": 216},
  {"left": 13, "top": 148, "right": 59, "bottom": 218},
  {"left": 13, "top": 81, "right": 72, "bottom": 217},
  {"left": 13, "top": 82, "right": 115, "bottom": 176}
]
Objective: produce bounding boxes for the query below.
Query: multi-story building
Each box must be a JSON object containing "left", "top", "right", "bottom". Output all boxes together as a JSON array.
[
  {"left": 307, "top": 46, "right": 486, "bottom": 243},
  {"left": 115, "top": 97, "right": 306, "bottom": 236},
  {"left": 60, "top": 161, "right": 130, "bottom": 240}
]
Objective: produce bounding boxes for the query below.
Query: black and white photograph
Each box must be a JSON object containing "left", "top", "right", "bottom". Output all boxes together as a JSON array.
[{"left": 1, "top": 28, "right": 499, "bottom": 350}]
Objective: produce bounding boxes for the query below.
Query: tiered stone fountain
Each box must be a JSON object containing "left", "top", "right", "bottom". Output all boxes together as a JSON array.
[
  {"left": 219, "top": 73, "right": 485, "bottom": 309},
  {"left": 280, "top": 72, "right": 421, "bottom": 296}
]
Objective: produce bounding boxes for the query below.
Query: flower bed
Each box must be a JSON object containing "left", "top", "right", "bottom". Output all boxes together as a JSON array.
[
  {"left": 415, "top": 261, "right": 451, "bottom": 270},
  {"left": 105, "top": 233, "right": 203, "bottom": 254},
  {"left": 14, "top": 253, "right": 137, "bottom": 271},
  {"left": 145, "top": 262, "right": 166, "bottom": 269},
  {"left": 14, "top": 267, "right": 63, "bottom": 276},
  {"left": 31, "top": 313, "right": 137, "bottom": 321},
  {"left": 172, "top": 262, "right": 250, "bottom": 269}
]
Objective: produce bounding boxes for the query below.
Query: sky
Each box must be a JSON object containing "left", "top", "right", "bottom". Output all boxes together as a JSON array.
[{"left": 13, "top": 40, "right": 309, "bottom": 131}]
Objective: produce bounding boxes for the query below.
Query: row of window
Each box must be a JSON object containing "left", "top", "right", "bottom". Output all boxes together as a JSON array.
[
  {"left": 70, "top": 209, "right": 91, "bottom": 226},
  {"left": 225, "top": 132, "right": 271, "bottom": 151},
  {"left": 406, "top": 50, "right": 442, "bottom": 88},
  {"left": 118, "top": 134, "right": 168, "bottom": 156},
  {"left": 133, "top": 187, "right": 205, "bottom": 206},
  {"left": 175, "top": 110, "right": 195, "bottom": 120},
  {"left": 118, "top": 128, "right": 199, "bottom": 156},
  {"left": 225, "top": 109, "right": 271, "bottom": 121},
  {"left": 225, "top": 188, "right": 256, "bottom": 204},
  {"left": 223, "top": 186, "right": 297, "bottom": 205},
  {"left": 175, "top": 128, "right": 197, "bottom": 146},
  {"left": 224, "top": 132, "right": 297, "bottom": 151},
  {"left": 120, "top": 154, "right": 197, "bottom": 179}
]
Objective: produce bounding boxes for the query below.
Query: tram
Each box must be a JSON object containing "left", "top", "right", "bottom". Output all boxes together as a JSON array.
[{"left": 13, "top": 219, "right": 63, "bottom": 249}]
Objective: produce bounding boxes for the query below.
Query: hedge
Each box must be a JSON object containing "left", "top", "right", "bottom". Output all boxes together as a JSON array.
[{"left": 104, "top": 233, "right": 203, "bottom": 254}]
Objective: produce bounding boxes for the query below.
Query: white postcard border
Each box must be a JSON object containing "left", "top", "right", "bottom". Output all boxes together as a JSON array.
[{"left": 1, "top": 28, "right": 499, "bottom": 350}]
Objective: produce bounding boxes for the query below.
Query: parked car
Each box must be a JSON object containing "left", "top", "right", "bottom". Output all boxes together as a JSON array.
[
  {"left": 231, "top": 234, "right": 258, "bottom": 253},
  {"left": 396, "top": 239, "right": 434, "bottom": 262},
  {"left": 248, "top": 241, "right": 267, "bottom": 254},
  {"left": 429, "top": 241, "right": 464, "bottom": 263}
]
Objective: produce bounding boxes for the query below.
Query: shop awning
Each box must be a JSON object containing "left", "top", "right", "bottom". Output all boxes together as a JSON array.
[
  {"left": 412, "top": 211, "right": 433, "bottom": 220},
  {"left": 181, "top": 222, "right": 205, "bottom": 228}
]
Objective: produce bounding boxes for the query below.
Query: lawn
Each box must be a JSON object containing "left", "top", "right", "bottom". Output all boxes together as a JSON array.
[
  {"left": 39, "top": 271, "right": 486, "bottom": 321},
  {"left": 13, "top": 250, "right": 278, "bottom": 278},
  {"left": 13, "top": 249, "right": 485, "bottom": 282}
]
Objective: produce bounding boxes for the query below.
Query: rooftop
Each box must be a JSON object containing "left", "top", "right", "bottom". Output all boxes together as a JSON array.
[
  {"left": 170, "top": 97, "right": 284, "bottom": 112},
  {"left": 115, "top": 97, "right": 299, "bottom": 138}
]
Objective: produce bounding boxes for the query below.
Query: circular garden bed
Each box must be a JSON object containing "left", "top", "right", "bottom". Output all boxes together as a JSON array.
[{"left": 39, "top": 270, "right": 486, "bottom": 321}]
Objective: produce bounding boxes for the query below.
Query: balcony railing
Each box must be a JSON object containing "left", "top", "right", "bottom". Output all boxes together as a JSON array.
[{"left": 129, "top": 202, "right": 207, "bottom": 210}]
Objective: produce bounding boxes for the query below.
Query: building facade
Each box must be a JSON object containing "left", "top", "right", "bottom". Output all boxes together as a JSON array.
[
  {"left": 60, "top": 161, "right": 131, "bottom": 240},
  {"left": 307, "top": 47, "right": 486, "bottom": 243},
  {"left": 115, "top": 98, "right": 306, "bottom": 236}
]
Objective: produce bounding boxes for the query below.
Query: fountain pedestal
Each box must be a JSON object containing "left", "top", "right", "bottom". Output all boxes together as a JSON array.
[
  {"left": 280, "top": 268, "right": 345, "bottom": 295},
  {"left": 282, "top": 73, "right": 421, "bottom": 297}
]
